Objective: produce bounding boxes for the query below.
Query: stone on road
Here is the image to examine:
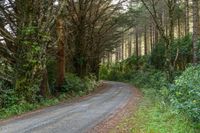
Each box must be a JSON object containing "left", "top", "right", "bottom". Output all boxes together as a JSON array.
[{"left": 0, "top": 81, "right": 134, "bottom": 133}]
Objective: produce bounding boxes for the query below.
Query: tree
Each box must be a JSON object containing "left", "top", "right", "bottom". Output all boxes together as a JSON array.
[
  {"left": 140, "top": 0, "right": 178, "bottom": 80},
  {"left": 56, "top": 15, "right": 66, "bottom": 91},
  {"left": 184, "top": 0, "right": 190, "bottom": 35},
  {"left": 0, "top": 0, "right": 66, "bottom": 100},
  {"left": 66, "top": 0, "right": 124, "bottom": 77},
  {"left": 192, "top": 0, "right": 200, "bottom": 63}
]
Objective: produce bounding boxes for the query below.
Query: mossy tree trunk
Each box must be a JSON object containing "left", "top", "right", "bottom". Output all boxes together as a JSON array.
[{"left": 56, "top": 16, "right": 66, "bottom": 91}]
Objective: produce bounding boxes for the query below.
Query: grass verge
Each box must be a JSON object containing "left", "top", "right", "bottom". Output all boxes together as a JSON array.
[
  {"left": 0, "top": 81, "right": 101, "bottom": 120},
  {"left": 113, "top": 89, "right": 199, "bottom": 133}
]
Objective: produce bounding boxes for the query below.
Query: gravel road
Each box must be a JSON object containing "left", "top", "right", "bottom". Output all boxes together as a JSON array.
[{"left": 0, "top": 81, "right": 134, "bottom": 133}]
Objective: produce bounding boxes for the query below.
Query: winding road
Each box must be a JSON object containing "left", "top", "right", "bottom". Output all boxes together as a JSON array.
[{"left": 0, "top": 81, "right": 136, "bottom": 133}]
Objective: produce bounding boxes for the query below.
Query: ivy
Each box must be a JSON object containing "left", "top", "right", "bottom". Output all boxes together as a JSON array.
[{"left": 14, "top": 25, "right": 50, "bottom": 102}]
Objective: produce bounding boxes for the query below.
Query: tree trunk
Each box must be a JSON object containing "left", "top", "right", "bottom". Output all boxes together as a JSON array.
[
  {"left": 178, "top": 17, "right": 181, "bottom": 38},
  {"left": 154, "top": 24, "right": 159, "bottom": 44},
  {"left": 135, "top": 28, "right": 139, "bottom": 58},
  {"left": 107, "top": 52, "right": 111, "bottom": 63},
  {"left": 56, "top": 16, "right": 65, "bottom": 91},
  {"left": 185, "top": 0, "right": 190, "bottom": 35},
  {"left": 128, "top": 33, "right": 132, "bottom": 57},
  {"left": 116, "top": 47, "right": 120, "bottom": 62},
  {"left": 192, "top": 0, "right": 200, "bottom": 63},
  {"left": 40, "top": 68, "right": 51, "bottom": 98},
  {"left": 135, "top": 27, "right": 139, "bottom": 70},
  {"left": 89, "top": 57, "right": 101, "bottom": 80},
  {"left": 121, "top": 34, "right": 124, "bottom": 60},
  {"left": 166, "top": 0, "right": 176, "bottom": 81},
  {"left": 138, "top": 33, "right": 142, "bottom": 56},
  {"left": 150, "top": 24, "right": 153, "bottom": 51},
  {"left": 144, "top": 25, "right": 148, "bottom": 55}
]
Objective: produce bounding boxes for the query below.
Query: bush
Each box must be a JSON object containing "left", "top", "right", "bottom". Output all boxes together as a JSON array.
[
  {"left": 62, "top": 73, "right": 97, "bottom": 95},
  {"left": 83, "top": 75, "right": 98, "bottom": 92},
  {"left": 100, "top": 63, "right": 125, "bottom": 81},
  {"left": 0, "top": 89, "right": 19, "bottom": 108},
  {"left": 0, "top": 73, "right": 98, "bottom": 120},
  {"left": 150, "top": 35, "right": 193, "bottom": 70},
  {"left": 100, "top": 56, "right": 150, "bottom": 81},
  {"left": 47, "top": 58, "right": 57, "bottom": 91},
  {"left": 100, "top": 57, "right": 199, "bottom": 130},
  {"left": 129, "top": 69, "right": 168, "bottom": 90},
  {"left": 117, "top": 99, "right": 197, "bottom": 133},
  {"left": 62, "top": 73, "right": 84, "bottom": 93},
  {"left": 121, "top": 55, "right": 150, "bottom": 72},
  {"left": 0, "top": 102, "right": 38, "bottom": 119},
  {"left": 99, "top": 64, "right": 111, "bottom": 80},
  {"left": 150, "top": 40, "right": 166, "bottom": 69},
  {"left": 0, "top": 98, "right": 60, "bottom": 120},
  {"left": 170, "top": 65, "right": 200, "bottom": 122},
  {"left": 0, "top": 80, "right": 19, "bottom": 108}
]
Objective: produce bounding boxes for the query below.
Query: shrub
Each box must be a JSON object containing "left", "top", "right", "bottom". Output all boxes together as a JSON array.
[
  {"left": 100, "top": 63, "right": 125, "bottom": 81},
  {"left": 150, "top": 40, "right": 166, "bottom": 70},
  {"left": 62, "top": 73, "right": 97, "bottom": 95},
  {"left": 129, "top": 69, "right": 168, "bottom": 90},
  {"left": 83, "top": 75, "right": 97, "bottom": 92},
  {"left": 62, "top": 73, "right": 85, "bottom": 93},
  {"left": 170, "top": 65, "right": 200, "bottom": 122},
  {"left": 47, "top": 58, "right": 57, "bottom": 91},
  {"left": 150, "top": 35, "right": 193, "bottom": 70},
  {"left": 0, "top": 89, "right": 19, "bottom": 108},
  {"left": 1, "top": 102, "right": 39, "bottom": 117},
  {"left": 119, "top": 99, "right": 197, "bottom": 133},
  {"left": 0, "top": 80, "right": 19, "bottom": 108},
  {"left": 100, "top": 56, "right": 150, "bottom": 81},
  {"left": 99, "top": 64, "right": 110, "bottom": 80}
]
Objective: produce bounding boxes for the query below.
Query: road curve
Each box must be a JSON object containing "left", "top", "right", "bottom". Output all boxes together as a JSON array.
[{"left": 0, "top": 81, "right": 134, "bottom": 133}]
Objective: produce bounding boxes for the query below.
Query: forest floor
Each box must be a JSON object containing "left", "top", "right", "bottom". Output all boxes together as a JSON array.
[{"left": 0, "top": 81, "right": 142, "bottom": 133}]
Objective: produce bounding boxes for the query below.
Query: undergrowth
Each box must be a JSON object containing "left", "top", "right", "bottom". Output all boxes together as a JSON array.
[
  {"left": 115, "top": 97, "right": 197, "bottom": 133},
  {"left": 0, "top": 74, "right": 98, "bottom": 120},
  {"left": 101, "top": 61, "right": 200, "bottom": 132}
]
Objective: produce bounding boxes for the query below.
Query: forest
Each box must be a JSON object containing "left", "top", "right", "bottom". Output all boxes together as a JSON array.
[{"left": 0, "top": 0, "right": 200, "bottom": 132}]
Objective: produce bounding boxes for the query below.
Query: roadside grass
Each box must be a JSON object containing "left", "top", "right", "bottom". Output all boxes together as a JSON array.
[
  {"left": 102, "top": 67, "right": 200, "bottom": 133},
  {"left": 113, "top": 89, "right": 199, "bottom": 133},
  {"left": 115, "top": 99, "right": 197, "bottom": 133},
  {"left": 0, "top": 97, "right": 60, "bottom": 120},
  {"left": 0, "top": 78, "right": 100, "bottom": 120}
]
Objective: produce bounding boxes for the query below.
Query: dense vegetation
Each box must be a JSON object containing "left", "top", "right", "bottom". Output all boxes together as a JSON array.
[
  {"left": 100, "top": 1, "right": 200, "bottom": 130},
  {"left": 0, "top": 0, "right": 200, "bottom": 132},
  {"left": 0, "top": 0, "right": 124, "bottom": 119},
  {"left": 100, "top": 38, "right": 200, "bottom": 131},
  {"left": 0, "top": 74, "right": 98, "bottom": 119}
]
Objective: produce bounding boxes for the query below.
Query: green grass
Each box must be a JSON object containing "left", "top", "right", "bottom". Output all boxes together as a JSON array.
[
  {"left": 101, "top": 66, "right": 200, "bottom": 133},
  {"left": 114, "top": 92, "right": 199, "bottom": 133},
  {"left": 0, "top": 83, "right": 99, "bottom": 120},
  {"left": 0, "top": 74, "right": 99, "bottom": 120},
  {"left": 0, "top": 98, "right": 59, "bottom": 119}
]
